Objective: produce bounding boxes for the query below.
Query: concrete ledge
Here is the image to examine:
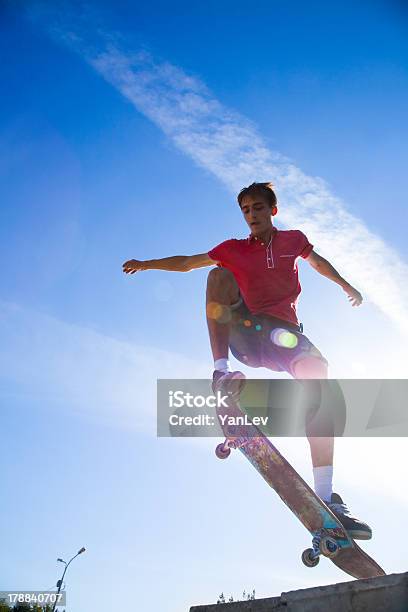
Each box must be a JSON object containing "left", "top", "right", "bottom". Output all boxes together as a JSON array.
[{"left": 190, "top": 572, "right": 408, "bottom": 612}]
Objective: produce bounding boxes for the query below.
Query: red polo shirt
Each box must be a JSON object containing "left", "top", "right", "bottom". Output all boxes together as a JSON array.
[{"left": 208, "top": 228, "right": 313, "bottom": 326}]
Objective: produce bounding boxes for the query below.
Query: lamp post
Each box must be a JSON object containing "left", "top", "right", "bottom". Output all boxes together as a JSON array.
[{"left": 51, "top": 547, "right": 86, "bottom": 612}]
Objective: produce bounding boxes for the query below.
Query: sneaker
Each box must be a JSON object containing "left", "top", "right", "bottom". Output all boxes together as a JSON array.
[
  {"left": 212, "top": 370, "right": 246, "bottom": 395},
  {"left": 327, "top": 492, "right": 372, "bottom": 540}
]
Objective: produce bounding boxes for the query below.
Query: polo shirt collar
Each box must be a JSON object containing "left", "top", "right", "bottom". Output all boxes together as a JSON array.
[{"left": 247, "top": 226, "right": 278, "bottom": 244}]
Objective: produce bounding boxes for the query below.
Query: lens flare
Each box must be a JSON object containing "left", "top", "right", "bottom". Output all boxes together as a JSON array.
[
  {"left": 243, "top": 319, "right": 252, "bottom": 327},
  {"left": 255, "top": 324, "right": 262, "bottom": 331},
  {"left": 270, "top": 328, "right": 298, "bottom": 349},
  {"left": 206, "top": 301, "right": 231, "bottom": 324}
]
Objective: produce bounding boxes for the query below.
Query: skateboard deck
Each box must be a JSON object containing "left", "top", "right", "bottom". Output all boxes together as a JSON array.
[{"left": 215, "top": 395, "right": 385, "bottom": 580}]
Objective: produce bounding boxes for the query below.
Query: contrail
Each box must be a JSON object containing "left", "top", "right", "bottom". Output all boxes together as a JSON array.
[{"left": 28, "top": 3, "right": 408, "bottom": 334}]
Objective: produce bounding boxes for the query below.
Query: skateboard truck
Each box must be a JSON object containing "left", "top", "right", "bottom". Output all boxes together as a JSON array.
[
  {"left": 301, "top": 531, "right": 339, "bottom": 567},
  {"left": 215, "top": 437, "right": 249, "bottom": 459}
]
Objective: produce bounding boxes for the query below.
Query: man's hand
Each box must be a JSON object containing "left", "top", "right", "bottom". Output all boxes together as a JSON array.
[
  {"left": 343, "top": 284, "right": 363, "bottom": 307},
  {"left": 123, "top": 259, "right": 146, "bottom": 274}
]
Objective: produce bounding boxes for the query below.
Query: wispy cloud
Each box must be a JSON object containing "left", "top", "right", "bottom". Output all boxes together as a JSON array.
[
  {"left": 0, "top": 300, "right": 209, "bottom": 432},
  {"left": 24, "top": 2, "right": 408, "bottom": 334}
]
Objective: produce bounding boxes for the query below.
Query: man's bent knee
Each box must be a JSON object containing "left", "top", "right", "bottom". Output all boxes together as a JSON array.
[
  {"left": 207, "top": 266, "right": 236, "bottom": 286},
  {"left": 206, "top": 267, "right": 239, "bottom": 301}
]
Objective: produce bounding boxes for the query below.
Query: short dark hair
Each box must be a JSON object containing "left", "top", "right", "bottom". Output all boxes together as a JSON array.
[{"left": 237, "top": 182, "right": 277, "bottom": 209}]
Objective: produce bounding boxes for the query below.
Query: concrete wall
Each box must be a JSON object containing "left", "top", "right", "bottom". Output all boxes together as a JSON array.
[{"left": 190, "top": 572, "right": 408, "bottom": 612}]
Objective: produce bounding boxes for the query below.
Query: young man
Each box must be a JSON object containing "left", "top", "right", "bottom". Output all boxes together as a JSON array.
[{"left": 123, "top": 181, "right": 371, "bottom": 539}]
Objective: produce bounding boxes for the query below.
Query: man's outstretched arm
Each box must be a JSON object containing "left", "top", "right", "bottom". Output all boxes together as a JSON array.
[
  {"left": 122, "top": 253, "right": 216, "bottom": 274},
  {"left": 305, "top": 250, "right": 363, "bottom": 307}
]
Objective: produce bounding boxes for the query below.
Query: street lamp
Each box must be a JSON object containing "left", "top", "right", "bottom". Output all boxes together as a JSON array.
[{"left": 52, "top": 547, "right": 86, "bottom": 612}]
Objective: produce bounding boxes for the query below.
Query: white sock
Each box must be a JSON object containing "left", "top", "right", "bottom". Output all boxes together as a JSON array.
[
  {"left": 313, "top": 465, "right": 333, "bottom": 502},
  {"left": 214, "top": 358, "right": 231, "bottom": 373}
]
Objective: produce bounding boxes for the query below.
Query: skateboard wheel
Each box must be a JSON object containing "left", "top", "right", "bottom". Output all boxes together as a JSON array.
[
  {"left": 215, "top": 443, "right": 231, "bottom": 459},
  {"left": 320, "top": 536, "right": 339, "bottom": 558},
  {"left": 301, "top": 548, "right": 319, "bottom": 568}
]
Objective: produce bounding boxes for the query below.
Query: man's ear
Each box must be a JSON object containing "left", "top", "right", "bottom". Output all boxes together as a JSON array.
[{"left": 271, "top": 205, "right": 278, "bottom": 217}]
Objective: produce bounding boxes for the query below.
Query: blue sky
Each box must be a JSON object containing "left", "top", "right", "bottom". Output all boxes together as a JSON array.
[{"left": 1, "top": 1, "right": 408, "bottom": 610}]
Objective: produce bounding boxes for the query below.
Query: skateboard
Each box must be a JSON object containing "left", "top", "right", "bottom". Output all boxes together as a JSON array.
[{"left": 215, "top": 394, "right": 385, "bottom": 580}]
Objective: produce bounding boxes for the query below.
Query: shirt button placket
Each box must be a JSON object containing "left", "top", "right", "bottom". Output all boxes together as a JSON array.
[{"left": 266, "top": 240, "right": 274, "bottom": 269}]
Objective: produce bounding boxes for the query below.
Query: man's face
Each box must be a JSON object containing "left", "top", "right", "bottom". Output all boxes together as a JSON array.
[{"left": 239, "top": 193, "right": 277, "bottom": 236}]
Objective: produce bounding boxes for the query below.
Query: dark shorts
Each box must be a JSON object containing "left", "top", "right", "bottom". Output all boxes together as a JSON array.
[{"left": 229, "top": 298, "right": 328, "bottom": 378}]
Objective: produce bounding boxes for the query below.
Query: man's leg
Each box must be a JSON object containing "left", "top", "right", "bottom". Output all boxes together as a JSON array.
[
  {"left": 206, "top": 267, "right": 240, "bottom": 368},
  {"left": 292, "top": 356, "right": 372, "bottom": 538},
  {"left": 292, "top": 357, "right": 334, "bottom": 503}
]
